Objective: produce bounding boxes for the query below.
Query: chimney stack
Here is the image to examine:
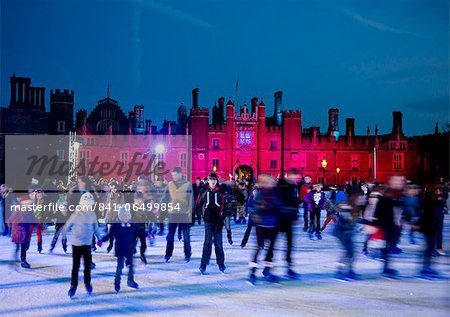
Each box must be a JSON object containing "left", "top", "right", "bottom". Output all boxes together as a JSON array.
[
  {"left": 391, "top": 111, "right": 403, "bottom": 136},
  {"left": 192, "top": 88, "right": 199, "bottom": 109},
  {"left": 345, "top": 118, "right": 355, "bottom": 137},
  {"left": 273, "top": 91, "right": 283, "bottom": 126}
]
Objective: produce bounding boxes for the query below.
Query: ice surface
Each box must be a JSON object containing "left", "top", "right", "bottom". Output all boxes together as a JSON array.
[{"left": 0, "top": 215, "right": 448, "bottom": 317}]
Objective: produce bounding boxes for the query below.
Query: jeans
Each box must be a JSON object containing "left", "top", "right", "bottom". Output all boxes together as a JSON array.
[
  {"left": 201, "top": 222, "right": 225, "bottom": 267},
  {"left": 51, "top": 223, "right": 67, "bottom": 250},
  {"left": 115, "top": 255, "right": 134, "bottom": 285},
  {"left": 252, "top": 226, "right": 277, "bottom": 264},
  {"left": 16, "top": 242, "right": 29, "bottom": 261},
  {"left": 165, "top": 223, "right": 191, "bottom": 258},
  {"left": 278, "top": 221, "right": 293, "bottom": 265},
  {"left": 333, "top": 222, "right": 356, "bottom": 271},
  {"left": 302, "top": 203, "right": 309, "bottom": 229},
  {"left": 424, "top": 234, "right": 436, "bottom": 269},
  {"left": 241, "top": 216, "right": 255, "bottom": 246},
  {"left": 71, "top": 245, "right": 92, "bottom": 287},
  {"left": 309, "top": 208, "right": 321, "bottom": 234}
]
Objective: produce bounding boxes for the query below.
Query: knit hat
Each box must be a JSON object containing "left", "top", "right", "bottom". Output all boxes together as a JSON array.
[
  {"left": 79, "top": 192, "right": 95, "bottom": 206},
  {"left": 118, "top": 206, "right": 131, "bottom": 223}
]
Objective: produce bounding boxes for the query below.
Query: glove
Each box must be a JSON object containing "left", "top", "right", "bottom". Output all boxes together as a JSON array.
[{"left": 97, "top": 240, "right": 103, "bottom": 247}]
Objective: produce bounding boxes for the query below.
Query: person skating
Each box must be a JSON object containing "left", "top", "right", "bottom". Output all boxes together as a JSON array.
[
  {"left": 98, "top": 206, "right": 147, "bottom": 292},
  {"left": 373, "top": 175, "right": 405, "bottom": 278},
  {"left": 240, "top": 186, "right": 258, "bottom": 248},
  {"left": 197, "top": 173, "right": 226, "bottom": 273},
  {"left": 299, "top": 175, "right": 313, "bottom": 232},
  {"left": 62, "top": 191, "right": 105, "bottom": 298},
  {"left": 9, "top": 197, "right": 38, "bottom": 268},
  {"left": 162, "top": 167, "right": 193, "bottom": 263},
  {"left": 417, "top": 184, "right": 445, "bottom": 279},
  {"left": 303, "top": 183, "right": 326, "bottom": 240},
  {"left": 277, "top": 170, "right": 301, "bottom": 279},
  {"left": 248, "top": 175, "right": 282, "bottom": 284}
]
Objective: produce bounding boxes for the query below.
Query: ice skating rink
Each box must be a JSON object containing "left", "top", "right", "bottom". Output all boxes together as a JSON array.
[{"left": 0, "top": 218, "right": 448, "bottom": 317}]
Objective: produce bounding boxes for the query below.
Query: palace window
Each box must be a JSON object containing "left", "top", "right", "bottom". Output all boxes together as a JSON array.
[
  {"left": 291, "top": 152, "right": 298, "bottom": 162},
  {"left": 238, "top": 131, "right": 252, "bottom": 146},
  {"left": 79, "top": 150, "right": 90, "bottom": 169},
  {"left": 212, "top": 138, "right": 220, "bottom": 149},
  {"left": 351, "top": 154, "right": 359, "bottom": 170},
  {"left": 300, "top": 154, "right": 307, "bottom": 169},
  {"left": 180, "top": 153, "right": 188, "bottom": 168},
  {"left": 120, "top": 152, "right": 129, "bottom": 169},
  {"left": 212, "top": 159, "right": 219, "bottom": 168},
  {"left": 270, "top": 160, "right": 277, "bottom": 169},
  {"left": 393, "top": 153, "right": 404, "bottom": 170},
  {"left": 57, "top": 121, "right": 66, "bottom": 132},
  {"left": 270, "top": 140, "right": 277, "bottom": 150}
]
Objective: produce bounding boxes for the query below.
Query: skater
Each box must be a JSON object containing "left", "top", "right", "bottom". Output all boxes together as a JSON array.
[
  {"left": 63, "top": 191, "right": 105, "bottom": 298},
  {"left": 9, "top": 197, "right": 37, "bottom": 268},
  {"left": 304, "top": 183, "right": 326, "bottom": 240},
  {"left": 221, "top": 182, "right": 236, "bottom": 245},
  {"left": 247, "top": 175, "right": 282, "bottom": 284},
  {"left": 417, "top": 184, "right": 445, "bottom": 278},
  {"left": 104, "top": 180, "right": 124, "bottom": 253},
  {"left": 132, "top": 191, "right": 149, "bottom": 264},
  {"left": 240, "top": 186, "right": 258, "bottom": 248},
  {"left": 332, "top": 191, "right": 366, "bottom": 280},
  {"left": 162, "top": 167, "right": 193, "bottom": 262},
  {"left": 374, "top": 175, "right": 405, "bottom": 278},
  {"left": 198, "top": 173, "right": 226, "bottom": 274},
  {"left": 98, "top": 206, "right": 147, "bottom": 292},
  {"left": 192, "top": 177, "right": 204, "bottom": 225},
  {"left": 299, "top": 175, "right": 313, "bottom": 232},
  {"left": 277, "top": 170, "right": 301, "bottom": 279}
]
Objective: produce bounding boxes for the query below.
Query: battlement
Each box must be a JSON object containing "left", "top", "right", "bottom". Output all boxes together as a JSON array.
[
  {"left": 210, "top": 123, "right": 226, "bottom": 132},
  {"left": 50, "top": 89, "right": 74, "bottom": 104},
  {"left": 51, "top": 89, "right": 74, "bottom": 98},
  {"left": 190, "top": 107, "right": 209, "bottom": 116},
  {"left": 283, "top": 110, "right": 301, "bottom": 118}
]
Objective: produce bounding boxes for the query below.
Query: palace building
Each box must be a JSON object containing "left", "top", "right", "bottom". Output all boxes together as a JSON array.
[{"left": 1, "top": 75, "right": 448, "bottom": 185}]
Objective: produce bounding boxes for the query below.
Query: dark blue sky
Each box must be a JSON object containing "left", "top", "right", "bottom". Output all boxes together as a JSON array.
[{"left": 1, "top": 0, "right": 448, "bottom": 135}]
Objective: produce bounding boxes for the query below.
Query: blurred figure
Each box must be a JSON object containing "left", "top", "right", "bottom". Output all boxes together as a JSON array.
[
  {"left": 333, "top": 190, "right": 366, "bottom": 280},
  {"left": 198, "top": 173, "right": 226, "bottom": 274},
  {"left": 417, "top": 184, "right": 444, "bottom": 278},
  {"left": 374, "top": 175, "right": 406, "bottom": 278},
  {"left": 221, "top": 182, "right": 236, "bottom": 245},
  {"left": 304, "top": 183, "right": 326, "bottom": 240},
  {"left": 277, "top": 170, "right": 301, "bottom": 279},
  {"left": 361, "top": 184, "right": 387, "bottom": 257},
  {"left": 240, "top": 186, "right": 258, "bottom": 248},
  {"left": 248, "top": 175, "right": 282, "bottom": 285},
  {"left": 402, "top": 185, "right": 422, "bottom": 245}
]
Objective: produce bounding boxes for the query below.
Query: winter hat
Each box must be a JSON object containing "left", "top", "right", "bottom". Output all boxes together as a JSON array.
[
  {"left": 118, "top": 206, "right": 131, "bottom": 223},
  {"left": 79, "top": 192, "right": 95, "bottom": 206}
]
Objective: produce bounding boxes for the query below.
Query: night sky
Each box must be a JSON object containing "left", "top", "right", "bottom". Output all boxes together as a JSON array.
[{"left": 1, "top": 0, "right": 448, "bottom": 136}]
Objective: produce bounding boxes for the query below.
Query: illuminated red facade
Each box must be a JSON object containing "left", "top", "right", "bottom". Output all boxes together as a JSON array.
[{"left": 1, "top": 75, "right": 448, "bottom": 185}]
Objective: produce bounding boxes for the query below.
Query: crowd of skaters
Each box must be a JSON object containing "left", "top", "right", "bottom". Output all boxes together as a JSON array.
[{"left": 0, "top": 168, "right": 448, "bottom": 297}]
